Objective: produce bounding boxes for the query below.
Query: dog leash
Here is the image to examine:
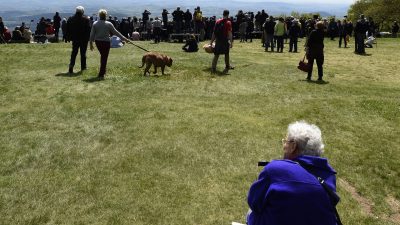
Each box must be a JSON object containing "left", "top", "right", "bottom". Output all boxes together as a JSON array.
[{"left": 128, "top": 42, "right": 149, "bottom": 52}]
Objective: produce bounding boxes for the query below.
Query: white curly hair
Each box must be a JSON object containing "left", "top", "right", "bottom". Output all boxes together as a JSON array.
[
  {"left": 287, "top": 121, "right": 324, "bottom": 156},
  {"left": 76, "top": 6, "right": 85, "bottom": 14}
]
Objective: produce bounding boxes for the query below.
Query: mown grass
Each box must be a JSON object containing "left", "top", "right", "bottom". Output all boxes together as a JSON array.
[{"left": 0, "top": 37, "right": 399, "bottom": 225}]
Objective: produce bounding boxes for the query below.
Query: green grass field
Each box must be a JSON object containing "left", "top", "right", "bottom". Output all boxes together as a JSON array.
[{"left": 0, "top": 37, "right": 399, "bottom": 225}]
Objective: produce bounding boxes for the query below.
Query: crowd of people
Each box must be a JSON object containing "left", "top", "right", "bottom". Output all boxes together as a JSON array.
[
  {"left": 2, "top": 6, "right": 399, "bottom": 45},
  {"left": 1, "top": 6, "right": 399, "bottom": 81}
]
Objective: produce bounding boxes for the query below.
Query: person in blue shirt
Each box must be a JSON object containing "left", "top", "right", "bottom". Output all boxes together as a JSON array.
[{"left": 247, "top": 121, "right": 338, "bottom": 225}]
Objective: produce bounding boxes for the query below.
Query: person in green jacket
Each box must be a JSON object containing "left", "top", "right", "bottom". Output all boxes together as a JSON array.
[{"left": 274, "top": 17, "right": 287, "bottom": 53}]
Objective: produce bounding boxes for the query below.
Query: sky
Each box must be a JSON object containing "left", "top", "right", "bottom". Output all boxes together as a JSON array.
[{"left": 247, "top": 0, "right": 355, "bottom": 4}]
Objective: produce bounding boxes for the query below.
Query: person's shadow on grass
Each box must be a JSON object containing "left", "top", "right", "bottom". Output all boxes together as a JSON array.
[
  {"left": 203, "top": 68, "right": 230, "bottom": 76},
  {"left": 55, "top": 71, "right": 82, "bottom": 77},
  {"left": 83, "top": 77, "right": 104, "bottom": 83},
  {"left": 354, "top": 52, "right": 372, "bottom": 56},
  {"left": 300, "top": 79, "right": 330, "bottom": 85}
]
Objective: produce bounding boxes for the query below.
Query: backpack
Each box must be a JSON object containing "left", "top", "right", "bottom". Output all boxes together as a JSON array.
[
  {"left": 214, "top": 20, "right": 226, "bottom": 40},
  {"left": 195, "top": 12, "right": 202, "bottom": 21}
]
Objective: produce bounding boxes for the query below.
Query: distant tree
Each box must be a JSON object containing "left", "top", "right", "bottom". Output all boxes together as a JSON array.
[
  {"left": 290, "top": 11, "right": 301, "bottom": 19},
  {"left": 348, "top": 0, "right": 400, "bottom": 31}
]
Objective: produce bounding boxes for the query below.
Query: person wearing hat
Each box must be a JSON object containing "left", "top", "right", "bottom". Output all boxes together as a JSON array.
[
  {"left": 162, "top": 9, "right": 169, "bottom": 29},
  {"left": 66, "top": 6, "right": 91, "bottom": 73}
]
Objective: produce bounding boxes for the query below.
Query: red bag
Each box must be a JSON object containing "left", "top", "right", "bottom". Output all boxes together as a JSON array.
[{"left": 298, "top": 54, "right": 309, "bottom": 72}]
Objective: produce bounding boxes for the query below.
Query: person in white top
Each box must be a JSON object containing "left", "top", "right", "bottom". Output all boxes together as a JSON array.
[
  {"left": 152, "top": 17, "right": 162, "bottom": 43},
  {"left": 89, "top": 9, "right": 131, "bottom": 79}
]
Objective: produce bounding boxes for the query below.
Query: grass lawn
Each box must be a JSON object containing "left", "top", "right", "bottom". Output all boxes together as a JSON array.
[{"left": 0, "top": 37, "right": 399, "bottom": 225}]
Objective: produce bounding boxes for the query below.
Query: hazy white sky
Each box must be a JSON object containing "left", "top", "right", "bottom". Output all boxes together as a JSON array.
[{"left": 248, "top": 0, "right": 355, "bottom": 4}]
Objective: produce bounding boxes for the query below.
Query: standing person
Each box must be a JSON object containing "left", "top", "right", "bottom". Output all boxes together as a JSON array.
[
  {"left": 306, "top": 21, "right": 325, "bottom": 81},
  {"left": 274, "top": 17, "right": 286, "bottom": 53},
  {"left": 247, "top": 121, "right": 339, "bottom": 225},
  {"left": 263, "top": 16, "right": 275, "bottom": 52},
  {"left": 172, "top": 7, "right": 184, "bottom": 34},
  {"left": 239, "top": 19, "right": 248, "bottom": 42},
  {"left": 142, "top": 9, "right": 151, "bottom": 31},
  {"left": 338, "top": 20, "right": 347, "bottom": 48},
  {"left": 53, "top": 12, "right": 62, "bottom": 41},
  {"left": 288, "top": 19, "right": 300, "bottom": 52},
  {"left": 193, "top": 6, "right": 203, "bottom": 34},
  {"left": 61, "top": 18, "right": 67, "bottom": 42},
  {"left": 184, "top": 9, "right": 192, "bottom": 32},
  {"left": 354, "top": 14, "right": 368, "bottom": 54},
  {"left": 162, "top": 9, "right": 169, "bottom": 29},
  {"left": 90, "top": 9, "right": 131, "bottom": 79},
  {"left": 66, "top": 6, "right": 91, "bottom": 74},
  {"left": 0, "top": 17, "right": 6, "bottom": 44},
  {"left": 152, "top": 17, "right": 162, "bottom": 43},
  {"left": 328, "top": 18, "right": 337, "bottom": 40},
  {"left": 246, "top": 16, "right": 254, "bottom": 42},
  {"left": 210, "top": 10, "right": 233, "bottom": 74},
  {"left": 392, "top": 21, "right": 399, "bottom": 38}
]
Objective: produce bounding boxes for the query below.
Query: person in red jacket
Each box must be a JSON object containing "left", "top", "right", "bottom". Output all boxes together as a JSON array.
[{"left": 209, "top": 10, "right": 233, "bottom": 74}]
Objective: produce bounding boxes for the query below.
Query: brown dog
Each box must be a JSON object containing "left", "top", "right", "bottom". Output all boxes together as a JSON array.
[{"left": 138, "top": 52, "right": 173, "bottom": 76}]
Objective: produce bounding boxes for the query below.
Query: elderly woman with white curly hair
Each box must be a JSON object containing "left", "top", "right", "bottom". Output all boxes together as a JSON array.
[{"left": 247, "top": 121, "right": 340, "bottom": 225}]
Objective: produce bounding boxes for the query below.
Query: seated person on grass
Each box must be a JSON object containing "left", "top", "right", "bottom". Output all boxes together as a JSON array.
[
  {"left": 182, "top": 34, "right": 198, "bottom": 52},
  {"left": 10, "top": 27, "right": 29, "bottom": 43},
  {"left": 247, "top": 121, "right": 340, "bottom": 225}
]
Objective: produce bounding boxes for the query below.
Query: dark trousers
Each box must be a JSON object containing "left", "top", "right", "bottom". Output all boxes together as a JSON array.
[
  {"left": 339, "top": 34, "right": 347, "bottom": 47},
  {"left": 54, "top": 27, "right": 60, "bottom": 40},
  {"left": 307, "top": 52, "right": 324, "bottom": 80},
  {"left": 95, "top": 40, "right": 111, "bottom": 77},
  {"left": 70, "top": 41, "right": 88, "bottom": 70},
  {"left": 289, "top": 36, "right": 298, "bottom": 52},
  {"left": 356, "top": 33, "right": 365, "bottom": 54},
  {"left": 174, "top": 21, "right": 182, "bottom": 34},
  {"left": 153, "top": 27, "right": 161, "bottom": 43},
  {"left": 276, "top": 36, "right": 284, "bottom": 52}
]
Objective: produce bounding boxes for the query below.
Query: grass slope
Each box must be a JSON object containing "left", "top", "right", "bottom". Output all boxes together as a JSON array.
[{"left": 0, "top": 38, "right": 399, "bottom": 225}]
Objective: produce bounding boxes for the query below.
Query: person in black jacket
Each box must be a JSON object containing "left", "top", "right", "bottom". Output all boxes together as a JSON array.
[
  {"left": 66, "top": 6, "right": 91, "bottom": 73},
  {"left": 288, "top": 19, "right": 300, "bottom": 52},
  {"left": 172, "top": 7, "right": 184, "bottom": 33},
  {"left": 306, "top": 21, "right": 325, "bottom": 81},
  {"left": 0, "top": 17, "right": 5, "bottom": 43},
  {"left": 263, "top": 16, "right": 275, "bottom": 52},
  {"left": 53, "top": 12, "right": 62, "bottom": 40},
  {"left": 392, "top": 21, "right": 399, "bottom": 38},
  {"left": 354, "top": 14, "right": 368, "bottom": 54},
  {"left": 338, "top": 19, "right": 347, "bottom": 48},
  {"left": 182, "top": 34, "right": 198, "bottom": 52}
]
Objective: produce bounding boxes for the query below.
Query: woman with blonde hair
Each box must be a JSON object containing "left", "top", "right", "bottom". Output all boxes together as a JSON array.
[{"left": 90, "top": 9, "right": 131, "bottom": 79}]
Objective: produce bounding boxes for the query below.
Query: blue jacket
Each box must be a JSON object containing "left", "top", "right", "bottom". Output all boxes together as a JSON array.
[{"left": 247, "top": 155, "right": 337, "bottom": 225}]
